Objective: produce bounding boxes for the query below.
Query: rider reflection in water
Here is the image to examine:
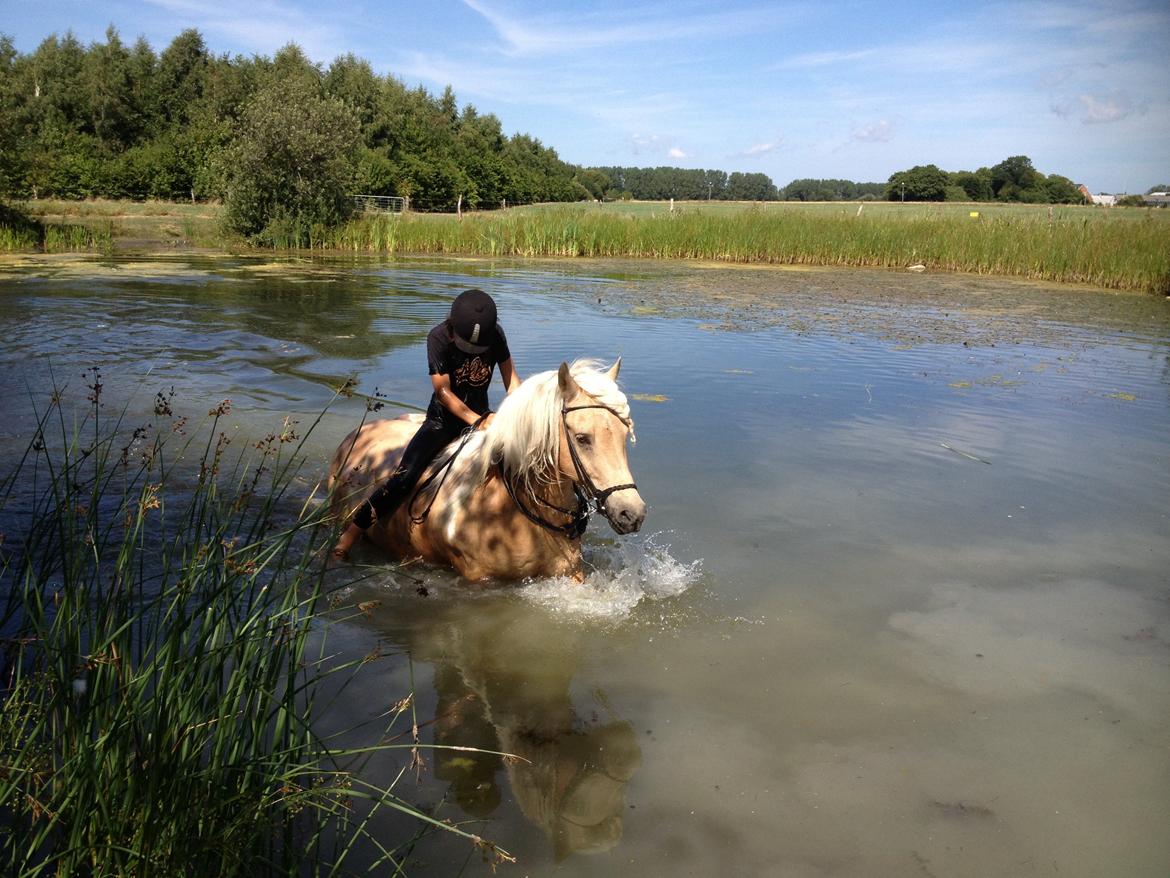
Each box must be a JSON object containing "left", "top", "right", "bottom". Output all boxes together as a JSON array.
[{"left": 332, "top": 288, "right": 522, "bottom": 560}]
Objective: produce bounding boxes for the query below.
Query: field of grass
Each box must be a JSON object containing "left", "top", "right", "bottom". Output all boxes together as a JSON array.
[{"left": 333, "top": 201, "right": 1170, "bottom": 294}]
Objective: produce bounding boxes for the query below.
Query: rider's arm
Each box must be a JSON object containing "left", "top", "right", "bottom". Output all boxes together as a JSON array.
[
  {"left": 431, "top": 373, "right": 482, "bottom": 427},
  {"left": 499, "top": 357, "right": 521, "bottom": 393}
]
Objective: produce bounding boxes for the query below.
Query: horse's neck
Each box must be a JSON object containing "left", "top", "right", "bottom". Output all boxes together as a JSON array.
[{"left": 492, "top": 462, "right": 579, "bottom": 526}]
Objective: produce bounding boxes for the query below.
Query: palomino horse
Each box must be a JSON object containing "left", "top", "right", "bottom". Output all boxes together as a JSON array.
[{"left": 328, "top": 359, "right": 646, "bottom": 581}]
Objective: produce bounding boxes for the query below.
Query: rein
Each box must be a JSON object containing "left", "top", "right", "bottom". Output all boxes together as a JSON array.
[{"left": 408, "top": 412, "right": 490, "bottom": 525}]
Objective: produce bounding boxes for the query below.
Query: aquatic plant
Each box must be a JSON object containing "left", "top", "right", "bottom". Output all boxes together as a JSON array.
[
  {"left": 326, "top": 205, "right": 1170, "bottom": 294},
  {"left": 0, "top": 203, "right": 114, "bottom": 254},
  {"left": 0, "top": 376, "right": 511, "bottom": 876}
]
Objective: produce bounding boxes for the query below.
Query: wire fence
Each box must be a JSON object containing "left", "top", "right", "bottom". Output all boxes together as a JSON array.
[{"left": 352, "top": 195, "right": 407, "bottom": 214}]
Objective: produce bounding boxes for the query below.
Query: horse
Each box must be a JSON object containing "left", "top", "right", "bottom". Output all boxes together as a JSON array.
[{"left": 327, "top": 358, "right": 646, "bottom": 582}]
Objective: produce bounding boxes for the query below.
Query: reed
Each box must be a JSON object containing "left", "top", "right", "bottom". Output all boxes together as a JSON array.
[
  {"left": 1, "top": 203, "right": 115, "bottom": 254},
  {"left": 41, "top": 220, "right": 114, "bottom": 253},
  {"left": 326, "top": 206, "right": 1170, "bottom": 294},
  {"left": 0, "top": 377, "right": 510, "bottom": 876}
]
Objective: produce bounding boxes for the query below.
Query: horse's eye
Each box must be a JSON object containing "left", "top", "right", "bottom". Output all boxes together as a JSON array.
[{"left": 575, "top": 433, "right": 591, "bottom": 445}]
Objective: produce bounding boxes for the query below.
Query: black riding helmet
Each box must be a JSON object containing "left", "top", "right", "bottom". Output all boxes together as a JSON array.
[{"left": 448, "top": 288, "right": 498, "bottom": 354}]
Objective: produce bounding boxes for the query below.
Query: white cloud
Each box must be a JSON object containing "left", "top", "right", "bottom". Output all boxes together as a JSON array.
[
  {"left": 461, "top": 0, "right": 790, "bottom": 57},
  {"left": 850, "top": 120, "right": 893, "bottom": 143},
  {"left": 741, "top": 141, "right": 781, "bottom": 156},
  {"left": 1079, "top": 92, "right": 1143, "bottom": 124},
  {"left": 668, "top": 147, "right": 688, "bottom": 159}
]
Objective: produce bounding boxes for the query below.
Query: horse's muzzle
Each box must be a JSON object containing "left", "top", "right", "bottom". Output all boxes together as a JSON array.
[{"left": 606, "top": 491, "right": 646, "bottom": 535}]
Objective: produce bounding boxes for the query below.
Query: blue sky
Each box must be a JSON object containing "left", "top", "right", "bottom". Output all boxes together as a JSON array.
[{"left": 5, "top": 0, "right": 1168, "bottom": 193}]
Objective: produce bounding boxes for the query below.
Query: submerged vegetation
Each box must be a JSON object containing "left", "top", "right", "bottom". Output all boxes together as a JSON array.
[
  {"left": 327, "top": 203, "right": 1170, "bottom": 294},
  {"left": 0, "top": 377, "right": 509, "bottom": 875}
]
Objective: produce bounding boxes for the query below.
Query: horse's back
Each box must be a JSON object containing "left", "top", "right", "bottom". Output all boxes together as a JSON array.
[{"left": 328, "top": 413, "right": 425, "bottom": 517}]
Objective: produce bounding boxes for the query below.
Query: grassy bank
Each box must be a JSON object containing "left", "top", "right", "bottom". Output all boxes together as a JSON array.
[
  {"left": 330, "top": 203, "right": 1170, "bottom": 294},
  {"left": 0, "top": 381, "right": 508, "bottom": 875},
  {"left": 4, "top": 199, "right": 220, "bottom": 251},
  {"left": 5, "top": 198, "right": 1169, "bottom": 293}
]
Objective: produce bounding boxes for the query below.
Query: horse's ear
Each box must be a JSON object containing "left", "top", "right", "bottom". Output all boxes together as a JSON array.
[
  {"left": 558, "top": 362, "right": 580, "bottom": 398},
  {"left": 606, "top": 357, "right": 622, "bottom": 382}
]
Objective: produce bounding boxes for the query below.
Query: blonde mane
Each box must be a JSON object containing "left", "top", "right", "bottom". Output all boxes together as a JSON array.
[{"left": 454, "top": 359, "right": 631, "bottom": 499}]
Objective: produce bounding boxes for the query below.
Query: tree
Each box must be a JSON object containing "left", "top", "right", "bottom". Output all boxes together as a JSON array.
[
  {"left": 990, "top": 155, "right": 1040, "bottom": 200},
  {"left": 885, "top": 164, "right": 948, "bottom": 201},
  {"left": 221, "top": 78, "right": 360, "bottom": 244},
  {"left": 1043, "top": 174, "right": 1085, "bottom": 204},
  {"left": 0, "top": 36, "right": 24, "bottom": 198},
  {"left": 951, "top": 169, "right": 992, "bottom": 201},
  {"left": 157, "top": 29, "right": 207, "bottom": 129},
  {"left": 727, "top": 171, "right": 777, "bottom": 201}
]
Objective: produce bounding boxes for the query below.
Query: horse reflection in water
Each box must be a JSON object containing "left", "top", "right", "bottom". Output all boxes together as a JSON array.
[
  {"left": 391, "top": 598, "right": 643, "bottom": 859},
  {"left": 329, "top": 359, "right": 645, "bottom": 582}
]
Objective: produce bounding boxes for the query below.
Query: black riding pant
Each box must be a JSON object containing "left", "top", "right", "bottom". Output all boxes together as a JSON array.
[{"left": 353, "top": 416, "right": 465, "bottom": 529}]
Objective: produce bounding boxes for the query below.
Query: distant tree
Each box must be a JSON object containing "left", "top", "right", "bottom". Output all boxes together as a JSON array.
[
  {"left": 886, "top": 164, "right": 948, "bottom": 201},
  {"left": 951, "top": 169, "right": 993, "bottom": 201},
  {"left": 780, "top": 178, "right": 882, "bottom": 201},
  {"left": 586, "top": 166, "right": 776, "bottom": 201},
  {"left": 727, "top": 171, "right": 777, "bottom": 201},
  {"left": 1115, "top": 194, "right": 1145, "bottom": 207},
  {"left": 573, "top": 168, "right": 610, "bottom": 200},
  {"left": 221, "top": 79, "right": 360, "bottom": 244},
  {"left": 990, "top": 155, "right": 1041, "bottom": 200},
  {"left": 1146, "top": 184, "right": 1170, "bottom": 194},
  {"left": 1042, "top": 174, "right": 1085, "bottom": 204}
]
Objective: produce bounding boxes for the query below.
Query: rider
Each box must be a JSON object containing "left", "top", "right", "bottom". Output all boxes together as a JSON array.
[{"left": 332, "top": 288, "right": 521, "bottom": 560}]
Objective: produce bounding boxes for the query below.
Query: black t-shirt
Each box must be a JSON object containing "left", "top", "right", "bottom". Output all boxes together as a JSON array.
[{"left": 426, "top": 321, "right": 511, "bottom": 424}]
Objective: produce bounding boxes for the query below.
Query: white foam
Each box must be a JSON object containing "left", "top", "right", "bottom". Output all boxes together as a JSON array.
[{"left": 516, "top": 532, "right": 701, "bottom": 620}]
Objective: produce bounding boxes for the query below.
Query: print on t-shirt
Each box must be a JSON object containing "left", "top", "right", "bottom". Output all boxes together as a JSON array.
[{"left": 454, "top": 356, "right": 492, "bottom": 388}]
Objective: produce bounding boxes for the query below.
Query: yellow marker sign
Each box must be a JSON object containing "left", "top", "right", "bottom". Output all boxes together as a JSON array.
[{"left": 969, "top": 211, "right": 980, "bottom": 218}]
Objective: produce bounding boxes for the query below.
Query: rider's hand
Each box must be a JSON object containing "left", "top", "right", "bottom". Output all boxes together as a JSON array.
[{"left": 476, "top": 413, "right": 495, "bottom": 431}]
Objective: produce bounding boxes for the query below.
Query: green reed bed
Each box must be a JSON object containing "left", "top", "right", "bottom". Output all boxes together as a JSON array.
[
  {"left": 328, "top": 207, "right": 1170, "bottom": 293},
  {"left": 0, "top": 376, "right": 510, "bottom": 876},
  {"left": 1, "top": 204, "right": 114, "bottom": 254}
]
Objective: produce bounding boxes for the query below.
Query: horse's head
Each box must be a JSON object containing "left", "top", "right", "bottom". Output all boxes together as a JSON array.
[{"left": 557, "top": 359, "right": 646, "bottom": 535}]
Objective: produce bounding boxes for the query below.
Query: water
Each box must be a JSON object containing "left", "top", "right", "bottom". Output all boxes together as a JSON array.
[{"left": 2, "top": 253, "right": 1168, "bottom": 876}]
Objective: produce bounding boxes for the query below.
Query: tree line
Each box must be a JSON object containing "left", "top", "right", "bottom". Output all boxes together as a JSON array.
[
  {"left": 776, "top": 159, "right": 1088, "bottom": 204},
  {"left": 590, "top": 166, "right": 779, "bottom": 201},
  {"left": 884, "top": 156, "right": 1085, "bottom": 203}
]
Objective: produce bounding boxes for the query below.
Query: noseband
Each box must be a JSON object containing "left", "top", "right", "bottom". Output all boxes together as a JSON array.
[{"left": 502, "top": 400, "right": 637, "bottom": 539}]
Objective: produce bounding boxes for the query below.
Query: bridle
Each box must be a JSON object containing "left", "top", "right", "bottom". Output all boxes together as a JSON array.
[
  {"left": 503, "top": 400, "right": 637, "bottom": 539},
  {"left": 561, "top": 402, "right": 638, "bottom": 513}
]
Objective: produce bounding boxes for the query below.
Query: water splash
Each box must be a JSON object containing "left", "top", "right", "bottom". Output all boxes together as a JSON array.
[{"left": 516, "top": 532, "right": 701, "bottom": 620}]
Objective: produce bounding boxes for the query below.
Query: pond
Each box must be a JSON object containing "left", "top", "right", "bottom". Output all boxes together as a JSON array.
[{"left": 1, "top": 253, "right": 1168, "bottom": 876}]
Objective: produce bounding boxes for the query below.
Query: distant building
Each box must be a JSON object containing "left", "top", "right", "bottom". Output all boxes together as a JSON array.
[
  {"left": 1143, "top": 192, "right": 1170, "bottom": 207},
  {"left": 1077, "top": 184, "right": 1119, "bottom": 206}
]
